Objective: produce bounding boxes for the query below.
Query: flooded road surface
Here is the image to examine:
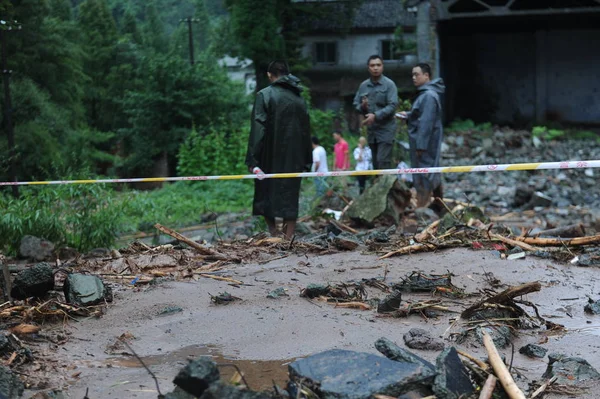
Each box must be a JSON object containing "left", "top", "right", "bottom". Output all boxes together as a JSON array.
[{"left": 45, "top": 248, "right": 600, "bottom": 398}]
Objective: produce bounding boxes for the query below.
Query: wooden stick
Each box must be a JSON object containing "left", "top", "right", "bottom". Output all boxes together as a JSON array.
[
  {"left": 482, "top": 331, "right": 526, "bottom": 399},
  {"left": 334, "top": 302, "right": 371, "bottom": 310},
  {"left": 462, "top": 282, "right": 541, "bottom": 319},
  {"left": 197, "top": 273, "right": 243, "bottom": 285},
  {"left": 154, "top": 223, "right": 227, "bottom": 258},
  {"left": 415, "top": 219, "right": 441, "bottom": 242},
  {"left": 490, "top": 234, "right": 537, "bottom": 252},
  {"left": 479, "top": 374, "right": 498, "bottom": 399},
  {"left": 515, "top": 234, "right": 600, "bottom": 246},
  {"left": 330, "top": 219, "right": 358, "bottom": 235},
  {"left": 456, "top": 349, "right": 490, "bottom": 372},
  {"left": 533, "top": 224, "right": 585, "bottom": 238},
  {"left": 379, "top": 243, "right": 434, "bottom": 259},
  {"left": 530, "top": 375, "right": 558, "bottom": 398}
]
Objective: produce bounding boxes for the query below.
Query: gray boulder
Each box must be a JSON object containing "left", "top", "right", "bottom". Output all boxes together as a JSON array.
[
  {"left": 11, "top": 263, "right": 54, "bottom": 299},
  {"left": 0, "top": 365, "right": 24, "bottom": 399},
  {"left": 173, "top": 357, "right": 220, "bottom": 397},
  {"left": 375, "top": 337, "right": 436, "bottom": 371},
  {"left": 346, "top": 175, "right": 411, "bottom": 226},
  {"left": 19, "top": 235, "right": 54, "bottom": 261},
  {"left": 543, "top": 353, "right": 600, "bottom": 385},
  {"left": 63, "top": 274, "right": 106, "bottom": 307},
  {"left": 432, "top": 347, "right": 474, "bottom": 399},
  {"left": 289, "top": 349, "right": 436, "bottom": 399}
]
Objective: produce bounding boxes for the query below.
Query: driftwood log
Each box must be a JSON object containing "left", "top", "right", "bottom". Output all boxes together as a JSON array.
[
  {"left": 462, "top": 282, "right": 541, "bottom": 319},
  {"left": 532, "top": 223, "right": 585, "bottom": 238},
  {"left": 482, "top": 331, "right": 526, "bottom": 399},
  {"left": 154, "top": 223, "right": 229, "bottom": 260},
  {"left": 516, "top": 234, "right": 600, "bottom": 246}
]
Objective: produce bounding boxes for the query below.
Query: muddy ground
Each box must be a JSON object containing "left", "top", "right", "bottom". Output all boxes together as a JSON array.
[{"left": 30, "top": 247, "right": 600, "bottom": 399}]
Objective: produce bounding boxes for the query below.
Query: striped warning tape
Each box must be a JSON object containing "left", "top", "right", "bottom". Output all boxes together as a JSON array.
[{"left": 0, "top": 160, "right": 598, "bottom": 186}]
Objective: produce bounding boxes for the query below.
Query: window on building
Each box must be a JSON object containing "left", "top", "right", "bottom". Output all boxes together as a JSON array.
[
  {"left": 314, "top": 42, "right": 337, "bottom": 64},
  {"left": 381, "top": 40, "right": 400, "bottom": 61}
]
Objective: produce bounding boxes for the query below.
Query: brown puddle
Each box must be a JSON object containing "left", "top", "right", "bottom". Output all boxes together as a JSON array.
[{"left": 105, "top": 345, "right": 293, "bottom": 391}]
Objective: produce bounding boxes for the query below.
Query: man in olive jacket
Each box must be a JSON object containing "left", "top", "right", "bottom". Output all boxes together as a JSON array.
[{"left": 245, "top": 60, "right": 312, "bottom": 239}]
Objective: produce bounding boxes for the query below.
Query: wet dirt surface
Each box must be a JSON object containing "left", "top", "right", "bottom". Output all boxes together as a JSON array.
[{"left": 36, "top": 248, "right": 600, "bottom": 398}]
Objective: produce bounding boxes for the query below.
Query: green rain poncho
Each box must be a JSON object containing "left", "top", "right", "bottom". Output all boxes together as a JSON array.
[{"left": 245, "top": 75, "right": 312, "bottom": 220}]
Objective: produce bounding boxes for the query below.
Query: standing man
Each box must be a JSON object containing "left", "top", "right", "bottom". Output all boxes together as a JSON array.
[
  {"left": 353, "top": 55, "right": 398, "bottom": 170},
  {"left": 312, "top": 136, "right": 328, "bottom": 197},
  {"left": 246, "top": 60, "right": 312, "bottom": 239},
  {"left": 397, "top": 63, "right": 445, "bottom": 208},
  {"left": 332, "top": 131, "right": 350, "bottom": 171}
]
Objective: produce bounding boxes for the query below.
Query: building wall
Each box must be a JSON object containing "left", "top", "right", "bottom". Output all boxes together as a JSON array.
[{"left": 441, "top": 18, "right": 600, "bottom": 125}]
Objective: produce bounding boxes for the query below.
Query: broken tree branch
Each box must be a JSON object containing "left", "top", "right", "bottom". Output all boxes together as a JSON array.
[
  {"left": 482, "top": 331, "right": 525, "bottom": 399},
  {"left": 456, "top": 349, "right": 490, "bottom": 372},
  {"left": 530, "top": 375, "right": 558, "bottom": 399},
  {"left": 490, "top": 234, "right": 537, "bottom": 252},
  {"left": 154, "top": 223, "right": 228, "bottom": 259},
  {"left": 197, "top": 274, "right": 243, "bottom": 285},
  {"left": 533, "top": 224, "right": 585, "bottom": 238},
  {"left": 415, "top": 220, "right": 441, "bottom": 242},
  {"left": 462, "top": 282, "right": 541, "bottom": 319},
  {"left": 330, "top": 219, "right": 358, "bottom": 235},
  {"left": 479, "top": 374, "right": 498, "bottom": 399},
  {"left": 515, "top": 234, "right": 600, "bottom": 246},
  {"left": 379, "top": 243, "right": 436, "bottom": 259}
]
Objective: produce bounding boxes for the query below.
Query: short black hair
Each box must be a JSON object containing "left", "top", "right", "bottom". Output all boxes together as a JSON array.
[
  {"left": 367, "top": 55, "right": 383, "bottom": 65},
  {"left": 312, "top": 136, "right": 319, "bottom": 145},
  {"left": 414, "top": 63, "right": 432, "bottom": 77},
  {"left": 267, "top": 60, "right": 290, "bottom": 77}
]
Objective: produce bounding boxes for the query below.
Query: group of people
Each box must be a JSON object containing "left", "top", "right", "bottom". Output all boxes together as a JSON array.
[{"left": 245, "top": 56, "right": 445, "bottom": 238}]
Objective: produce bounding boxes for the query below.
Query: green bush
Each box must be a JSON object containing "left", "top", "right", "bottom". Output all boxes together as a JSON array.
[{"left": 0, "top": 183, "right": 124, "bottom": 254}]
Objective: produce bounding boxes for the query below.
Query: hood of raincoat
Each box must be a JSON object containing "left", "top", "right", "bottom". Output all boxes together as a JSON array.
[
  {"left": 272, "top": 74, "right": 303, "bottom": 95},
  {"left": 417, "top": 78, "right": 445, "bottom": 95}
]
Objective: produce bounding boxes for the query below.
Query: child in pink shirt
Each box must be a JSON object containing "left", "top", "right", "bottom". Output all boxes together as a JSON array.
[{"left": 333, "top": 132, "right": 350, "bottom": 170}]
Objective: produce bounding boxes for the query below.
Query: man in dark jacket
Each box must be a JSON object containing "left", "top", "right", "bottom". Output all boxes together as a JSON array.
[
  {"left": 245, "top": 60, "right": 312, "bottom": 239},
  {"left": 397, "top": 63, "right": 445, "bottom": 208}
]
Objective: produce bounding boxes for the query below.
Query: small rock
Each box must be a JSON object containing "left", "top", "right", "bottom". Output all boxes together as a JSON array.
[
  {"left": 11, "top": 263, "right": 54, "bottom": 299},
  {"left": 403, "top": 328, "right": 444, "bottom": 351},
  {"left": 267, "top": 288, "right": 288, "bottom": 299},
  {"left": 433, "top": 347, "right": 474, "bottom": 399},
  {"left": 19, "top": 235, "right": 54, "bottom": 261},
  {"left": 173, "top": 357, "right": 220, "bottom": 397},
  {"left": 200, "top": 383, "right": 270, "bottom": 399},
  {"left": 332, "top": 236, "right": 359, "bottom": 251},
  {"left": 165, "top": 387, "right": 197, "bottom": 399},
  {"left": 325, "top": 221, "right": 342, "bottom": 236},
  {"left": 377, "top": 290, "right": 402, "bottom": 313},
  {"left": 513, "top": 185, "right": 534, "bottom": 207},
  {"left": 63, "top": 274, "right": 106, "bottom": 307},
  {"left": 584, "top": 298, "right": 600, "bottom": 315},
  {"left": 519, "top": 344, "right": 548, "bottom": 359},
  {"left": 0, "top": 365, "right": 25, "bottom": 399},
  {"left": 367, "top": 230, "right": 390, "bottom": 243},
  {"left": 300, "top": 284, "right": 329, "bottom": 299},
  {"left": 374, "top": 337, "right": 435, "bottom": 371},
  {"left": 159, "top": 306, "right": 183, "bottom": 316},
  {"left": 457, "top": 325, "right": 512, "bottom": 348},
  {"left": 289, "top": 349, "right": 436, "bottom": 398},
  {"left": 525, "top": 191, "right": 553, "bottom": 209},
  {"left": 585, "top": 168, "right": 594, "bottom": 177},
  {"left": 542, "top": 353, "right": 600, "bottom": 385}
]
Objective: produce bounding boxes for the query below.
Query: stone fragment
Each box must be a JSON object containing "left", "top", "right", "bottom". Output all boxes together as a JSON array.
[
  {"left": 525, "top": 191, "right": 553, "bottom": 209},
  {"left": 403, "top": 328, "right": 444, "bottom": 351},
  {"left": 456, "top": 325, "right": 512, "bottom": 349},
  {"left": 0, "top": 365, "right": 24, "bottom": 399},
  {"left": 19, "top": 235, "right": 54, "bottom": 261},
  {"left": 199, "top": 383, "right": 270, "bottom": 399},
  {"left": 584, "top": 298, "right": 600, "bottom": 315},
  {"left": 289, "top": 349, "right": 436, "bottom": 398},
  {"left": 542, "top": 353, "right": 600, "bottom": 385},
  {"left": 374, "top": 337, "right": 435, "bottom": 371},
  {"left": 332, "top": 235, "right": 359, "bottom": 251},
  {"left": 432, "top": 347, "right": 474, "bottom": 399},
  {"left": 267, "top": 288, "right": 288, "bottom": 299},
  {"left": 11, "top": 263, "right": 54, "bottom": 299},
  {"left": 346, "top": 175, "right": 411, "bottom": 226},
  {"left": 519, "top": 344, "right": 548, "bottom": 359},
  {"left": 300, "top": 284, "right": 330, "bottom": 299},
  {"left": 173, "top": 357, "right": 220, "bottom": 397},
  {"left": 377, "top": 290, "right": 402, "bottom": 313},
  {"left": 165, "top": 387, "right": 197, "bottom": 399},
  {"left": 513, "top": 185, "right": 534, "bottom": 207},
  {"left": 63, "top": 274, "right": 106, "bottom": 307}
]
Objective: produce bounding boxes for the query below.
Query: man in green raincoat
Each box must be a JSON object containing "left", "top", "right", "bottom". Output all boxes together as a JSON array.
[{"left": 245, "top": 60, "right": 312, "bottom": 239}]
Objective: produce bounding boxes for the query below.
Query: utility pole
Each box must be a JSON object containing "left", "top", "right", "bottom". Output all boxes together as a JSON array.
[
  {"left": 179, "top": 17, "right": 200, "bottom": 66},
  {"left": 1, "top": 22, "right": 21, "bottom": 198}
]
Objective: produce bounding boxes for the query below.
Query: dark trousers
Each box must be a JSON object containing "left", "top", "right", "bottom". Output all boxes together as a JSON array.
[
  {"left": 357, "top": 175, "right": 367, "bottom": 194},
  {"left": 370, "top": 141, "right": 393, "bottom": 170}
]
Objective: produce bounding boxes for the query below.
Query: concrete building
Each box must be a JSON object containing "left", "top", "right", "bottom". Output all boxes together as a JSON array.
[{"left": 219, "top": 56, "right": 256, "bottom": 95}]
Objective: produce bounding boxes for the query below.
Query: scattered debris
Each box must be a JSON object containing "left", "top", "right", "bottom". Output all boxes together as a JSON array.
[
  {"left": 266, "top": 288, "right": 288, "bottom": 299},
  {"left": 210, "top": 292, "right": 241, "bottom": 305},
  {"left": 403, "top": 328, "right": 444, "bottom": 351},
  {"left": 377, "top": 290, "right": 402, "bottom": 313},
  {"left": 159, "top": 306, "right": 184, "bottom": 316}
]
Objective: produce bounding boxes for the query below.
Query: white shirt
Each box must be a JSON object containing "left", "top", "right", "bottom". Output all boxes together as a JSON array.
[
  {"left": 312, "top": 145, "right": 329, "bottom": 173},
  {"left": 353, "top": 146, "right": 373, "bottom": 171}
]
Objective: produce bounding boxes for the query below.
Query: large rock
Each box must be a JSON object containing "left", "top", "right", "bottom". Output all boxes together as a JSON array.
[
  {"left": 0, "top": 365, "right": 24, "bottom": 399},
  {"left": 63, "top": 274, "right": 106, "bottom": 307},
  {"left": 199, "top": 383, "right": 270, "bottom": 399},
  {"left": 542, "top": 353, "right": 600, "bottom": 385},
  {"left": 11, "top": 263, "right": 54, "bottom": 299},
  {"left": 289, "top": 349, "right": 436, "bottom": 399},
  {"left": 19, "top": 235, "right": 54, "bottom": 261},
  {"left": 173, "top": 357, "right": 220, "bottom": 397},
  {"left": 432, "top": 347, "right": 474, "bottom": 399},
  {"left": 346, "top": 175, "right": 411, "bottom": 226},
  {"left": 374, "top": 337, "right": 435, "bottom": 372}
]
